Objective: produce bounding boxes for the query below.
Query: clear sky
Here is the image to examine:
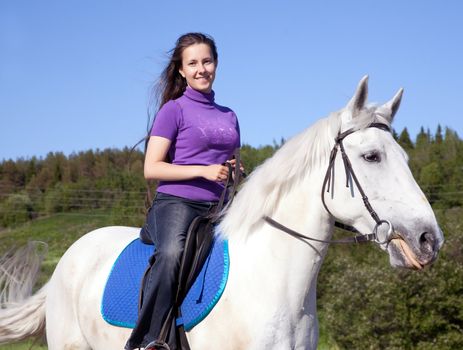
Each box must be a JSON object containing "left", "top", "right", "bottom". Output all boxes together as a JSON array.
[{"left": 1, "top": 0, "right": 462, "bottom": 161}]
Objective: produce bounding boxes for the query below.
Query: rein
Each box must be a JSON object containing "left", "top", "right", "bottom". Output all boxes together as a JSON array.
[
  {"left": 264, "top": 122, "right": 395, "bottom": 245},
  {"left": 210, "top": 151, "right": 243, "bottom": 223}
]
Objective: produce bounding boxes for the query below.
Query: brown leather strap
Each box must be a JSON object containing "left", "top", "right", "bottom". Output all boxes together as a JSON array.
[
  {"left": 266, "top": 123, "right": 391, "bottom": 245},
  {"left": 264, "top": 216, "right": 377, "bottom": 244},
  {"left": 321, "top": 123, "right": 391, "bottom": 226}
]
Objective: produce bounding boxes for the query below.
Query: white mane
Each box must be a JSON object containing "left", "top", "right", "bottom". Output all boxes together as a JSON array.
[{"left": 219, "top": 104, "right": 391, "bottom": 240}]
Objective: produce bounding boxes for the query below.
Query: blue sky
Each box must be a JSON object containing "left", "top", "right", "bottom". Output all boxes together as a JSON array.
[{"left": 1, "top": 0, "right": 462, "bottom": 160}]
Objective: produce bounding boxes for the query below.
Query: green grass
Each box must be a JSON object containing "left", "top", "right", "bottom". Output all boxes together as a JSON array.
[
  {"left": 317, "top": 315, "right": 341, "bottom": 350},
  {"left": 0, "top": 209, "right": 114, "bottom": 252},
  {"left": 0, "top": 209, "right": 116, "bottom": 287},
  {"left": 0, "top": 340, "right": 47, "bottom": 350}
]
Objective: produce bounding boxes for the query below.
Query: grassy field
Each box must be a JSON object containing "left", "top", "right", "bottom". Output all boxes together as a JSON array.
[
  {"left": 0, "top": 210, "right": 115, "bottom": 287},
  {"left": 0, "top": 340, "right": 47, "bottom": 350},
  {"left": 0, "top": 210, "right": 339, "bottom": 349}
]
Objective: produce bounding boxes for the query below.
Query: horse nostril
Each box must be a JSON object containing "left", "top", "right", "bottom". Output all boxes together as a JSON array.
[{"left": 419, "top": 232, "right": 436, "bottom": 253}]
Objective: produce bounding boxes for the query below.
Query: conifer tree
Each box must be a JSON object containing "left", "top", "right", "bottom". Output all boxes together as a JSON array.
[{"left": 398, "top": 127, "right": 414, "bottom": 150}]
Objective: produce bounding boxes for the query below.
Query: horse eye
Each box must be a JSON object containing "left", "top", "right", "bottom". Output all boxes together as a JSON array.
[{"left": 363, "top": 152, "right": 381, "bottom": 162}]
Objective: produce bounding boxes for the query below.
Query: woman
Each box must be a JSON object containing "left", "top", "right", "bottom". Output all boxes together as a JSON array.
[{"left": 125, "top": 33, "right": 241, "bottom": 350}]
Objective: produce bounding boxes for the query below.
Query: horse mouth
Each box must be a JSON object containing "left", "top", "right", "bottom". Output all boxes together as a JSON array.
[{"left": 389, "top": 237, "right": 424, "bottom": 270}]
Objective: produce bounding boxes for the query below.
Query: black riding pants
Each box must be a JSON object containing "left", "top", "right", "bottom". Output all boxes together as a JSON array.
[{"left": 125, "top": 192, "right": 215, "bottom": 350}]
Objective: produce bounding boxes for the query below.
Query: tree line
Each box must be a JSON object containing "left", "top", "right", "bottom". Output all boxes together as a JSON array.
[
  {"left": 396, "top": 125, "right": 463, "bottom": 208},
  {"left": 0, "top": 126, "right": 461, "bottom": 228}
]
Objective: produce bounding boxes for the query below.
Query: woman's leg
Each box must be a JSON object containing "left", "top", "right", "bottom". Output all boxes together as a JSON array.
[{"left": 125, "top": 193, "right": 212, "bottom": 349}]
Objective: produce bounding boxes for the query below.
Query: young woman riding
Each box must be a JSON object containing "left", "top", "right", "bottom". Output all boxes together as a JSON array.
[{"left": 125, "top": 32, "right": 242, "bottom": 350}]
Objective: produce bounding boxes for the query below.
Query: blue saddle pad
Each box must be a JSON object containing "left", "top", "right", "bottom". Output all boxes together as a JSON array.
[{"left": 101, "top": 234, "right": 229, "bottom": 331}]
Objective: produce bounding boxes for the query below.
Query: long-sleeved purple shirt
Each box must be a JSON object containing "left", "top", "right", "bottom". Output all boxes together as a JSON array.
[{"left": 150, "top": 86, "right": 240, "bottom": 201}]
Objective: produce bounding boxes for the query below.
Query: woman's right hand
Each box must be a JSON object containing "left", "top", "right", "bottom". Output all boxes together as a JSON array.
[{"left": 202, "top": 164, "right": 230, "bottom": 182}]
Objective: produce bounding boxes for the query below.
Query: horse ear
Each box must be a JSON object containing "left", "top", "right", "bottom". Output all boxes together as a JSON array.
[
  {"left": 347, "top": 75, "right": 369, "bottom": 116},
  {"left": 381, "top": 88, "right": 404, "bottom": 122}
]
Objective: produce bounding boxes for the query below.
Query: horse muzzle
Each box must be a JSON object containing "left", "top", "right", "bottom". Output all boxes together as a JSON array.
[{"left": 387, "top": 226, "right": 444, "bottom": 270}]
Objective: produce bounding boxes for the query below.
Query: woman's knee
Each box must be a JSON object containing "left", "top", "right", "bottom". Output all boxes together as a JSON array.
[{"left": 156, "top": 240, "right": 184, "bottom": 266}]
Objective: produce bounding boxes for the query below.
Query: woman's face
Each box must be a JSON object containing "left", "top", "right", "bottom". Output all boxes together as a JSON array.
[{"left": 179, "top": 43, "right": 216, "bottom": 93}]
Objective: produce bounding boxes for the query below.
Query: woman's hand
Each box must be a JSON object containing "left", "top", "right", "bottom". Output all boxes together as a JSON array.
[
  {"left": 226, "top": 158, "right": 246, "bottom": 180},
  {"left": 227, "top": 159, "right": 245, "bottom": 173},
  {"left": 201, "top": 159, "right": 245, "bottom": 183},
  {"left": 202, "top": 164, "right": 230, "bottom": 182}
]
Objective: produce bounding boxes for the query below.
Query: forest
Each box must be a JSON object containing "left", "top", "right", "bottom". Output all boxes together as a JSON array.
[{"left": 0, "top": 125, "right": 462, "bottom": 349}]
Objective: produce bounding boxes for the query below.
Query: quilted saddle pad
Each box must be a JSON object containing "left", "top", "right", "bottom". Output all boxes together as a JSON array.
[{"left": 101, "top": 234, "right": 229, "bottom": 331}]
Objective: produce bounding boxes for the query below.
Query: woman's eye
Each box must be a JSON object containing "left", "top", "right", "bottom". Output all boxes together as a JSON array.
[{"left": 363, "top": 152, "right": 381, "bottom": 162}]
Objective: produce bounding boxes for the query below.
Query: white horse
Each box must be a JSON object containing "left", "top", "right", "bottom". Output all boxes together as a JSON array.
[{"left": 0, "top": 77, "right": 444, "bottom": 349}]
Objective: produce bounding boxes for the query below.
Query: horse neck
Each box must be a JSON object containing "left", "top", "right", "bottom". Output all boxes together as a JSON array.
[
  {"left": 227, "top": 168, "right": 333, "bottom": 317},
  {"left": 263, "top": 169, "right": 333, "bottom": 282}
]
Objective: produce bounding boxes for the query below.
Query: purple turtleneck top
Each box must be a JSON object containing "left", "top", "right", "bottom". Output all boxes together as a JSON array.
[{"left": 150, "top": 86, "right": 240, "bottom": 201}]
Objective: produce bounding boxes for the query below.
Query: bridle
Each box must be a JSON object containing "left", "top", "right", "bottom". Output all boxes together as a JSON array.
[{"left": 264, "top": 122, "right": 396, "bottom": 245}]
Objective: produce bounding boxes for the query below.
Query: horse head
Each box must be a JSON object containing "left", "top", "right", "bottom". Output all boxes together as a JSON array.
[{"left": 325, "top": 76, "right": 444, "bottom": 269}]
